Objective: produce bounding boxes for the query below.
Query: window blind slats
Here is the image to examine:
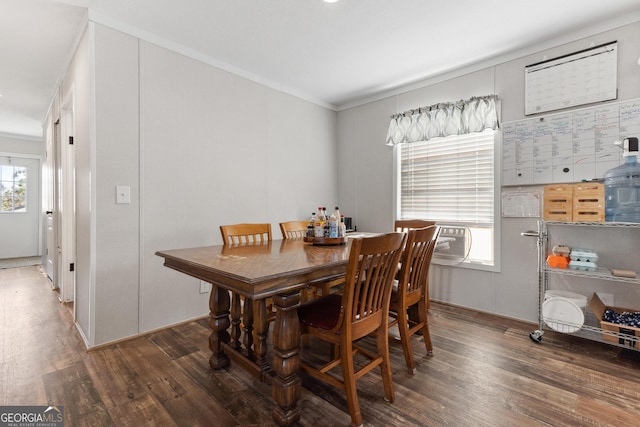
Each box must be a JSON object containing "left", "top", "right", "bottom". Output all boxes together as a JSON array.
[{"left": 398, "top": 130, "right": 494, "bottom": 226}]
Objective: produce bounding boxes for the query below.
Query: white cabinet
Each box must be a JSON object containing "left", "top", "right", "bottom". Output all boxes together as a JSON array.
[{"left": 531, "top": 221, "right": 640, "bottom": 350}]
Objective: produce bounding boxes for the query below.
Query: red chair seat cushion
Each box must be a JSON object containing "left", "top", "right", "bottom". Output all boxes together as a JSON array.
[{"left": 298, "top": 293, "right": 342, "bottom": 330}]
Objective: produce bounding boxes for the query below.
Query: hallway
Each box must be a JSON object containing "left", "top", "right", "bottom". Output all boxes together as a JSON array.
[{"left": 0, "top": 265, "right": 81, "bottom": 405}]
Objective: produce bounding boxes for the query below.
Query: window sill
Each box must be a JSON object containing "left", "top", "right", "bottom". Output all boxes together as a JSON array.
[{"left": 432, "top": 258, "right": 500, "bottom": 273}]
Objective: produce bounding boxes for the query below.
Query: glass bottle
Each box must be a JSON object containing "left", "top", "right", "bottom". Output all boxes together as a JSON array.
[
  {"left": 307, "top": 212, "right": 316, "bottom": 237},
  {"left": 315, "top": 207, "right": 325, "bottom": 237},
  {"left": 322, "top": 207, "right": 329, "bottom": 237}
]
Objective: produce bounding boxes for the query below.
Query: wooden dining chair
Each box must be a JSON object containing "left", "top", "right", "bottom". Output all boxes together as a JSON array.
[
  {"left": 298, "top": 232, "right": 406, "bottom": 427},
  {"left": 279, "top": 220, "right": 309, "bottom": 239},
  {"left": 394, "top": 218, "right": 437, "bottom": 310},
  {"left": 220, "top": 223, "right": 272, "bottom": 245},
  {"left": 219, "top": 223, "right": 274, "bottom": 360},
  {"left": 388, "top": 225, "right": 440, "bottom": 374}
]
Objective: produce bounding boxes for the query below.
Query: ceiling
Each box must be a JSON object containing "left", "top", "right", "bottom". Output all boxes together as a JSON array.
[{"left": 2, "top": 0, "right": 640, "bottom": 140}]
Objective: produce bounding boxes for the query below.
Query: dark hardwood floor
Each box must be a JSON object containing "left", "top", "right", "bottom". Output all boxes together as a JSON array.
[{"left": 2, "top": 265, "right": 639, "bottom": 426}]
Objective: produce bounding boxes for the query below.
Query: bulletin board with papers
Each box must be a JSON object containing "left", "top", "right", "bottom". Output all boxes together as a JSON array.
[{"left": 502, "top": 98, "right": 640, "bottom": 186}]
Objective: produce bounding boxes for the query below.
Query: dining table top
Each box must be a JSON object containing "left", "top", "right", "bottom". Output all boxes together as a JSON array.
[{"left": 156, "top": 238, "right": 353, "bottom": 299}]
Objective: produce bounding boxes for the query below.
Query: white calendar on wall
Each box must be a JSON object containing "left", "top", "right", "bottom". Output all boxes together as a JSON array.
[
  {"left": 502, "top": 98, "right": 640, "bottom": 186},
  {"left": 525, "top": 42, "right": 617, "bottom": 116}
]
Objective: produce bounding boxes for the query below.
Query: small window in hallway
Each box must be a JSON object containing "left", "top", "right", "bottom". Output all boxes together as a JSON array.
[{"left": 1, "top": 165, "right": 27, "bottom": 213}]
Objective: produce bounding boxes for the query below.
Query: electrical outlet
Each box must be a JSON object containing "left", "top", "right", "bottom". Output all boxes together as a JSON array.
[
  {"left": 596, "top": 292, "right": 614, "bottom": 306},
  {"left": 199, "top": 281, "right": 212, "bottom": 294},
  {"left": 116, "top": 185, "right": 131, "bottom": 204}
]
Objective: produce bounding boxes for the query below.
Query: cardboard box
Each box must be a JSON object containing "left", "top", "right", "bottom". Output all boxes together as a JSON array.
[{"left": 587, "top": 293, "right": 640, "bottom": 348}]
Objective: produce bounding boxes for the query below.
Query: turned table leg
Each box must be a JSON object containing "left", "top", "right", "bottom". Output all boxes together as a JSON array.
[
  {"left": 230, "top": 292, "right": 242, "bottom": 351},
  {"left": 271, "top": 291, "right": 301, "bottom": 427},
  {"left": 254, "top": 298, "right": 271, "bottom": 381},
  {"left": 208, "top": 285, "right": 231, "bottom": 369}
]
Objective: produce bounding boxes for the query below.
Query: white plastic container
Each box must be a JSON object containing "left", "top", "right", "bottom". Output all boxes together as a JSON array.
[
  {"left": 604, "top": 137, "right": 640, "bottom": 223},
  {"left": 568, "top": 260, "right": 598, "bottom": 272},
  {"left": 544, "top": 290, "right": 587, "bottom": 309},
  {"left": 569, "top": 249, "right": 598, "bottom": 263},
  {"left": 542, "top": 290, "right": 587, "bottom": 333},
  {"left": 569, "top": 248, "right": 598, "bottom": 271}
]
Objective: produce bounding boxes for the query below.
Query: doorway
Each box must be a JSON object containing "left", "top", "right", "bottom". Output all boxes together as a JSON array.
[
  {"left": 0, "top": 155, "right": 41, "bottom": 259},
  {"left": 44, "top": 119, "right": 56, "bottom": 282},
  {"left": 56, "top": 92, "right": 77, "bottom": 306},
  {"left": 44, "top": 90, "right": 76, "bottom": 307}
]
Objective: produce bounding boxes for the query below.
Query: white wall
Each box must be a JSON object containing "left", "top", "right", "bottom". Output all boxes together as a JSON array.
[
  {"left": 337, "top": 21, "right": 640, "bottom": 323},
  {"left": 0, "top": 135, "right": 43, "bottom": 157},
  {"left": 76, "top": 23, "right": 338, "bottom": 346},
  {"left": 138, "top": 40, "right": 338, "bottom": 333},
  {"left": 91, "top": 24, "right": 140, "bottom": 345}
]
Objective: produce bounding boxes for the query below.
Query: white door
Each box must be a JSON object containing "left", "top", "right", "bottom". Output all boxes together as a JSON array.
[
  {"left": 55, "top": 117, "right": 64, "bottom": 292},
  {"left": 0, "top": 155, "right": 41, "bottom": 259},
  {"left": 58, "top": 94, "right": 76, "bottom": 305},
  {"left": 44, "top": 120, "right": 55, "bottom": 281},
  {"left": 46, "top": 211, "right": 54, "bottom": 278}
]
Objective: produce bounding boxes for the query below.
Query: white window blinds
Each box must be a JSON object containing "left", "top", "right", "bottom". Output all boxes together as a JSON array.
[{"left": 398, "top": 129, "right": 494, "bottom": 225}]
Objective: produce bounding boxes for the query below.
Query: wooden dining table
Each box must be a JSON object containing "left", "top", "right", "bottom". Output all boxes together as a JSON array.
[{"left": 156, "top": 238, "right": 352, "bottom": 426}]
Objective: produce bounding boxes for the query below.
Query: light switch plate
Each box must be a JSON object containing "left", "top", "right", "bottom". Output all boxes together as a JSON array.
[{"left": 116, "top": 186, "right": 131, "bottom": 204}]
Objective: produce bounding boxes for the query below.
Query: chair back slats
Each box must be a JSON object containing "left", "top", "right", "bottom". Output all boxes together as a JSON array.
[
  {"left": 220, "top": 223, "right": 272, "bottom": 245},
  {"left": 344, "top": 233, "right": 406, "bottom": 329},
  {"left": 403, "top": 226, "right": 440, "bottom": 297},
  {"left": 279, "top": 221, "right": 309, "bottom": 239},
  {"left": 399, "top": 226, "right": 440, "bottom": 297}
]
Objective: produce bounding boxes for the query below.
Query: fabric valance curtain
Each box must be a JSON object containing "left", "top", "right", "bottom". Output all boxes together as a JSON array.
[{"left": 385, "top": 94, "right": 499, "bottom": 146}]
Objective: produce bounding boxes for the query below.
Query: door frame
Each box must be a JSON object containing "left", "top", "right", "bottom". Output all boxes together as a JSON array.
[
  {"left": 44, "top": 117, "right": 57, "bottom": 284},
  {"left": 58, "top": 89, "right": 77, "bottom": 310}
]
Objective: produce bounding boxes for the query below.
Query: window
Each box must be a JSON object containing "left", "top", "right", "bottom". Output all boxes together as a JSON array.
[
  {"left": 1, "top": 165, "right": 27, "bottom": 213},
  {"left": 397, "top": 129, "right": 496, "bottom": 268}
]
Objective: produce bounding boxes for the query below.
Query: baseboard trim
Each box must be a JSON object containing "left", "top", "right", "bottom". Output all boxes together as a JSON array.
[{"left": 85, "top": 314, "right": 210, "bottom": 351}]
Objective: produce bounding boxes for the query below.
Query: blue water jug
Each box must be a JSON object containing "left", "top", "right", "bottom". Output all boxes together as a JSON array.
[{"left": 604, "top": 137, "right": 640, "bottom": 223}]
